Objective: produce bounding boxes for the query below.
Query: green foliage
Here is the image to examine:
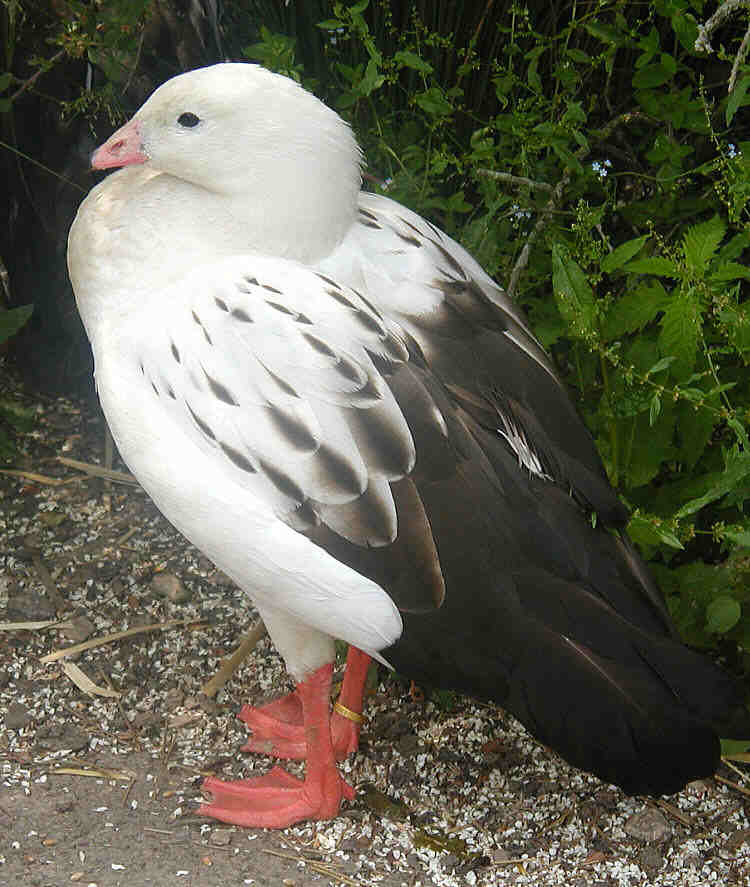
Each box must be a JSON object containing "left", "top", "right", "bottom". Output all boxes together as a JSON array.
[
  {"left": 247, "top": 2, "right": 750, "bottom": 663},
  {"left": 0, "top": 397, "right": 34, "bottom": 463},
  {"left": 0, "top": 304, "right": 33, "bottom": 342},
  {"left": 0, "top": 305, "right": 34, "bottom": 462},
  {"left": 243, "top": 26, "right": 305, "bottom": 82},
  {"left": 4, "top": 2, "right": 750, "bottom": 665}
]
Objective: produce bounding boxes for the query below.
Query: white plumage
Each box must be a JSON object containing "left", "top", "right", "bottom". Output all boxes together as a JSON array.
[{"left": 67, "top": 63, "right": 551, "bottom": 683}]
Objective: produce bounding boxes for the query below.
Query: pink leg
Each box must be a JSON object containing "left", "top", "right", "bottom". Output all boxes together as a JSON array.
[
  {"left": 240, "top": 647, "right": 372, "bottom": 760},
  {"left": 199, "top": 663, "right": 355, "bottom": 828}
]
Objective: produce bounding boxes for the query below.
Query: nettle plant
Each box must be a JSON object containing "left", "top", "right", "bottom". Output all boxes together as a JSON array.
[
  {"left": 3, "top": 0, "right": 750, "bottom": 657},
  {"left": 248, "top": 1, "right": 750, "bottom": 658}
]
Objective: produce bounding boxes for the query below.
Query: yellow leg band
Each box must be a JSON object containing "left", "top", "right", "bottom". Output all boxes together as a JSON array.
[{"left": 333, "top": 701, "right": 367, "bottom": 725}]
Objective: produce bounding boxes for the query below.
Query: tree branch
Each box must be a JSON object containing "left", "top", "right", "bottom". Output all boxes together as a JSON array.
[
  {"left": 729, "top": 20, "right": 750, "bottom": 92},
  {"left": 506, "top": 173, "right": 570, "bottom": 301},
  {"left": 504, "top": 109, "right": 656, "bottom": 300},
  {"left": 10, "top": 49, "right": 66, "bottom": 102},
  {"left": 695, "top": 0, "right": 750, "bottom": 54},
  {"left": 475, "top": 169, "right": 553, "bottom": 192}
]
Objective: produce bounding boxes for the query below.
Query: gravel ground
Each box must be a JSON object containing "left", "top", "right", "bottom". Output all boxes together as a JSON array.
[{"left": 2, "top": 382, "right": 750, "bottom": 887}]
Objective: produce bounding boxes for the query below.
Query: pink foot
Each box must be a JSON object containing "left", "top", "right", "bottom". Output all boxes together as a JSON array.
[
  {"left": 198, "top": 663, "right": 356, "bottom": 828},
  {"left": 239, "top": 647, "right": 372, "bottom": 761},
  {"left": 199, "top": 766, "right": 355, "bottom": 828},
  {"left": 239, "top": 691, "right": 307, "bottom": 758}
]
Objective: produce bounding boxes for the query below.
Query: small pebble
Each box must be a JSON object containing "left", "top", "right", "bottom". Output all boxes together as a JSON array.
[
  {"left": 150, "top": 572, "right": 191, "bottom": 602},
  {"left": 60, "top": 614, "right": 96, "bottom": 642},
  {"left": 623, "top": 806, "right": 671, "bottom": 842},
  {"left": 6, "top": 590, "right": 56, "bottom": 621},
  {"left": 5, "top": 702, "right": 32, "bottom": 730},
  {"left": 210, "top": 829, "right": 232, "bottom": 846}
]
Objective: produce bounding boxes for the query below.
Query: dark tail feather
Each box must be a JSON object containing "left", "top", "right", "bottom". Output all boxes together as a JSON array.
[{"left": 503, "top": 615, "right": 749, "bottom": 795}]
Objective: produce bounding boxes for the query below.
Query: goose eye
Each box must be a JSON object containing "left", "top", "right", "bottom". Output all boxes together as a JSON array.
[{"left": 177, "top": 112, "right": 200, "bottom": 128}]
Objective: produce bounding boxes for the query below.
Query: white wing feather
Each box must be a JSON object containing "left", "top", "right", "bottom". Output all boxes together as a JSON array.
[{"left": 135, "top": 254, "right": 415, "bottom": 525}]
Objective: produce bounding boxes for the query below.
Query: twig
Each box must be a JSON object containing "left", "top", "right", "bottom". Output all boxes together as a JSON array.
[
  {"left": 721, "top": 756, "right": 750, "bottom": 783},
  {"left": 0, "top": 468, "right": 67, "bottom": 486},
  {"left": 0, "top": 256, "right": 10, "bottom": 305},
  {"left": 200, "top": 621, "right": 267, "bottom": 697},
  {"left": 121, "top": 29, "right": 146, "bottom": 97},
  {"left": 9, "top": 49, "right": 66, "bottom": 102},
  {"left": 505, "top": 108, "right": 655, "bottom": 300},
  {"left": 475, "top": 169, "right": 553, "bottom": 192},
  {"left": 40, "top": 618, "right": 206, "bottom": 663},
  {"left": 506, "top": 173, "right": 570, "bottom": 301},
  {"left": 729, "top": 21, "right": 750, "bottom": 92},
  {"left": 695, "top": 0, "right": 750, "bottom": 54},
  {"left": 654, "top": 798, "right": 694, "bottom": 828},
  {"left": 58, "top": 456, "right": 138, "bottom": 485},
  {"left": 62, "top": 660, "right": 121, "bottom": 698},
  {"left": 715, "top": 773, "right": 750, "bottom": 798},
  {"left": 0, "top": 619, "right": 63, "bottom": 631},
  {"left": 0, "top": 137, "right": 87, "bottom": 193},
  {"left": 262, "top": 848, "right": 363, "bottom": 887},
  {"left": 116, "top": 526, "right": 139, "bottom": 547},
  {"left": 50, "top": 766, "right": 137, "bottom": 780},
  {"left": 591, "top": 109, "right": 656, "bottom": 142},
  {"left": 461, "top": 0, "right": 495, "bottom": 75}
]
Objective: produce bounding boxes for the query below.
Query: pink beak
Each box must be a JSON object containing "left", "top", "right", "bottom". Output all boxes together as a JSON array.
[{"left": 91, "top": 118, "right": 148, "bottom": 169}]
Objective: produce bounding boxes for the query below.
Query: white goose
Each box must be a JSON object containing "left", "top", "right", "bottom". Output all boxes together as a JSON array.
[{"left": 68, "top": 63, "right": 749, "bottom": 828}]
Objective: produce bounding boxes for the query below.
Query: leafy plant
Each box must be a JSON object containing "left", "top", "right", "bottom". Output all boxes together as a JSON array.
[
  {"left": 246, "top": 2, "right": 750, "bottom": 660},
  {"left": 2, "top": 0, "right": 750, "bottom": 662},
  {"left": 0, "top": 303, "right": 35, "bottom": 462}
]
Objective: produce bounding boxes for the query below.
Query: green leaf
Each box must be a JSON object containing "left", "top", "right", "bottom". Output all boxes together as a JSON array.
[
  {"left": 627, "top": 513, "right": 684, "bottom": 549},
  {"left": 601, "top": 235, "right": 649, "bottom": 273},
  {"left": 658, "top": 291, "right": 701, "bottom": 377},
  {"left": 718, "top": 231, "right": 750, "bottom": 263},
  {"left": 359, "top": 58, "right": 384, "bottom": 96},
  {"left": 649, "top": 393, "right": 661, "bottom": 426},
  {"left": 727, "top": 416, "right": 750, "bottom": 450},
  {"left": 317, "top": 19, "right": 345, "bottom": 30},
  {"left": 0, "top": 305, "right": 33, "bottom": 343},
  {"left": 394, "top": 50, "right": 433, "bottom": 75},
  {"left": 0, "top": 72, "right": 12, "bottom": 92},
  {"left": 633, "top": 63, "right": 674, "bottom": 89},
  {"left": 585, "top": 22, "right": 627, "bottom": 45},
  {"left": 710, "top": 262, "right": 750, "bottom": 282},
  {"left": 676, "top": 452, "right": 750, "bottom": 518},
  {"left": 646, "top": 355, "right": 676, "bottom": 376},
  {"left": 727, "top": 75, "right": 750, "bottom": 126},
  {"left": 525, "top": 45, "right": 545, "bottom": 94},
  {"left": 0, "top": 98, "right": 11, "bottom": 113},
  {"left": 550, "top": 142, "right": 583, "bottom": 174},
  {"left": 603, "top": 281, "right": 669, "bottom": 338},
  {"left": 672, "top": 11, "right": 699, "bottom": 54},
  {"left": 624, "top": 256, "right": 680, "bottom": 276},
  {"left": 414, "top": 87, "right": 453, "bottom": 117},
  {"left": 705, "top": 596, "right": 741, "bottom": 634},
  {"left": 682, "top": 215, "right": 726, "bottom": 273},
  {"left": 567, "top": 49, "right": 592, "bottom": 64},
  {"left": 551, "top": 245, "right": 596, "bottom": 339},
  {"left": 721, "top": 738, "right": 750, "bottom": 756},
  {"left": 675, "top": 399, "right": 716, "bottom": 468},
  {"left": 722, "top": 528, "right": 750, "bottom": 548}
]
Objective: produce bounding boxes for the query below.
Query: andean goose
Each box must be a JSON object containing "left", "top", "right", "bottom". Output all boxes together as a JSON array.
[{"left": 67, "top": 63, "right": 749, "bottom": 828}]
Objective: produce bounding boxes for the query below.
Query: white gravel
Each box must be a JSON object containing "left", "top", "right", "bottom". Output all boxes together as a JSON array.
[{"left": 1, "top": 390, "right": 750, "bottom": 886}]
